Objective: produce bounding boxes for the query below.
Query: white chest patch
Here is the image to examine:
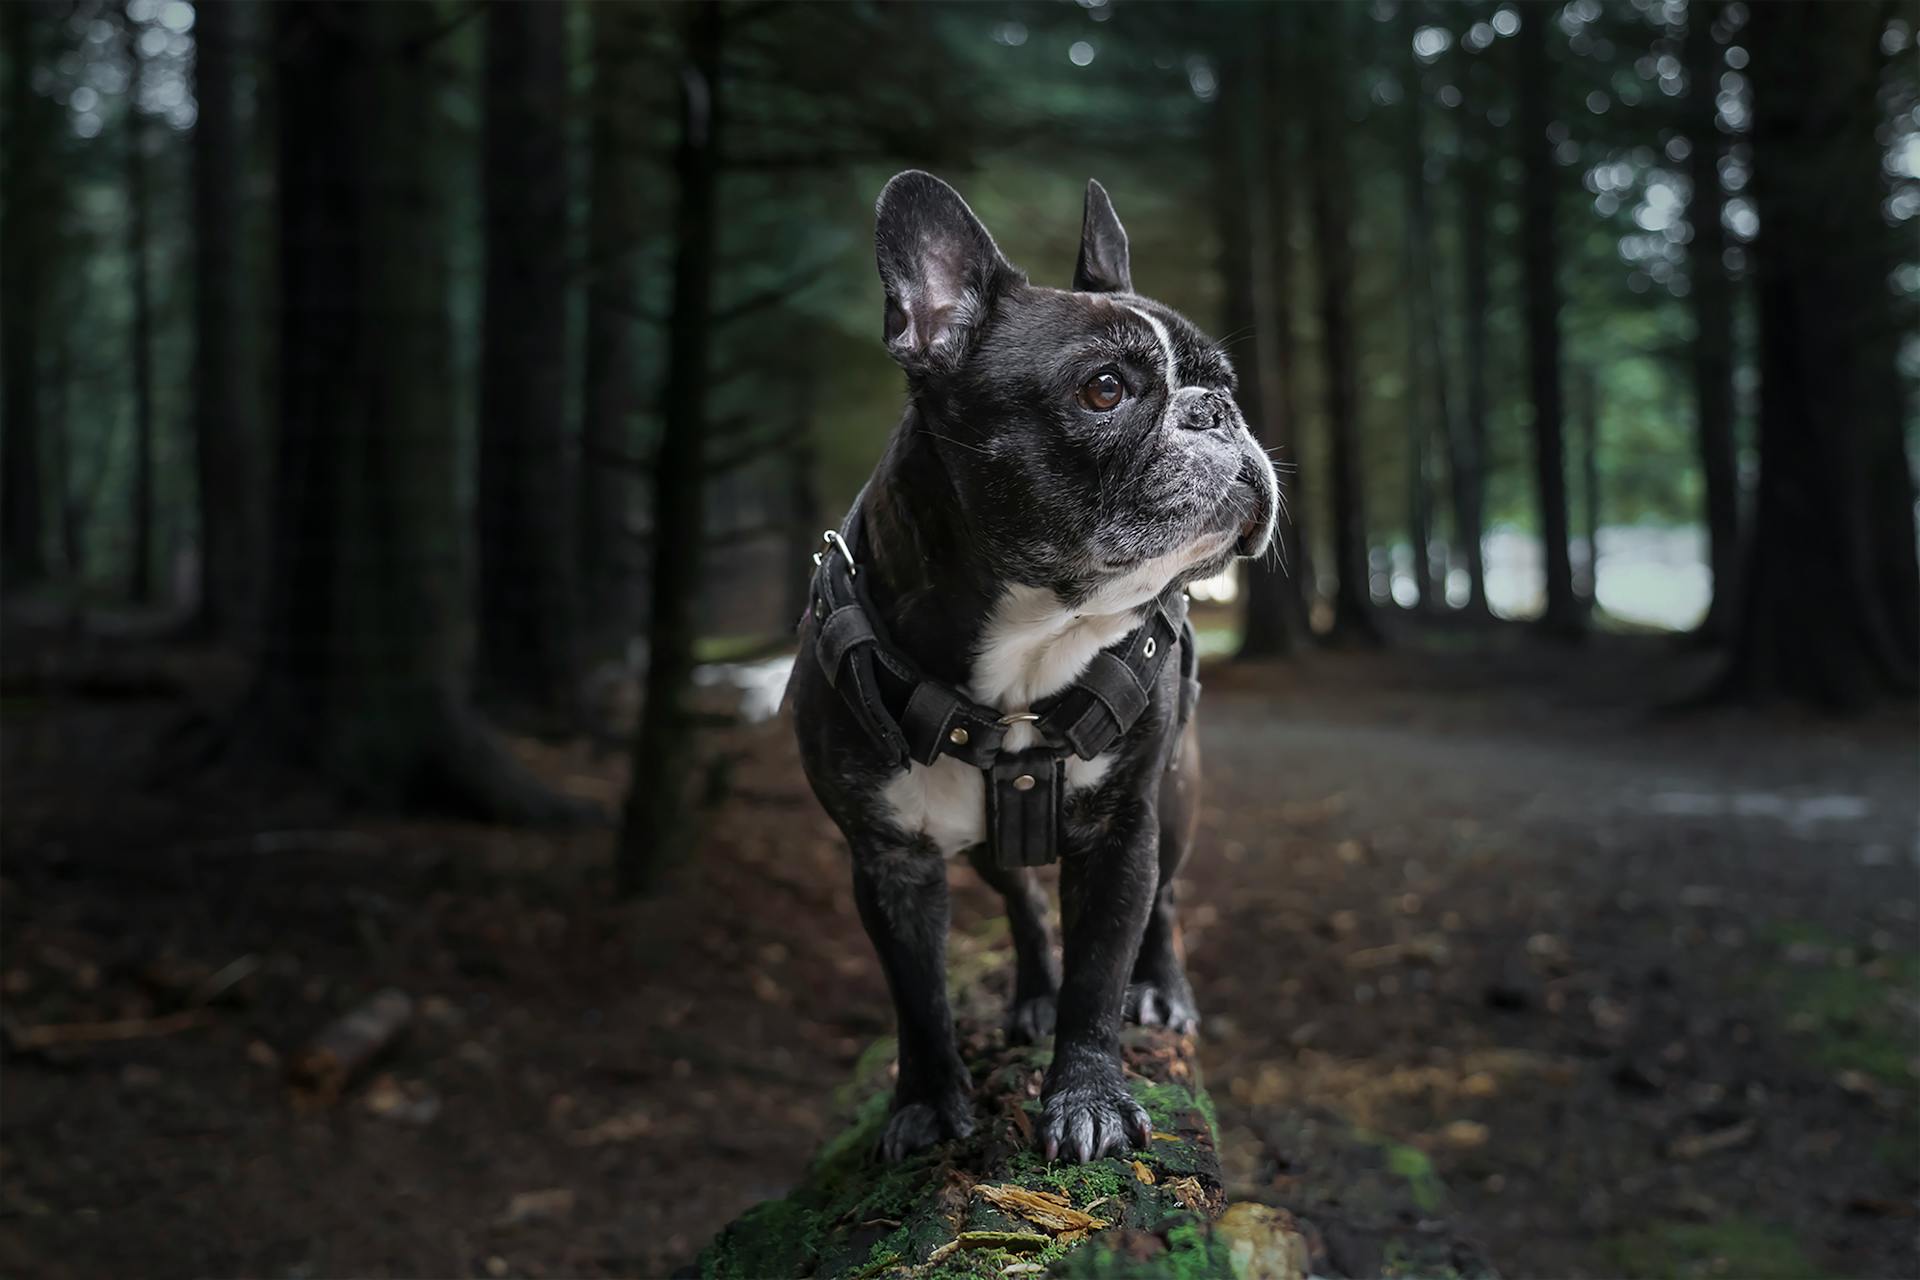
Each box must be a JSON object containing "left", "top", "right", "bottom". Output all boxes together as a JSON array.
[{"left": 881, "top": 583, "right": 1153, "bottom": 857}]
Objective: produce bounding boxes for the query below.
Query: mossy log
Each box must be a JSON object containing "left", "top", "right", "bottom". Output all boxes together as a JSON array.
[{"left": 687, "top": 1021, "right": 1312, "bottom": 1280}]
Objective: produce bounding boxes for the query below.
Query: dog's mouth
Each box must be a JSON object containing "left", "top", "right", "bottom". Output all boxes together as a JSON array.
[{"left": 1229, "top": 459, "right": 1275, "bottom": 557}]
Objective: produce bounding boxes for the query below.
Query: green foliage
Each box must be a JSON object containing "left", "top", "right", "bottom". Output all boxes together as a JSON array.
[
  {"left": 1758, "top": 923, "right": 1920, "bottom": 1089},
  {"left": 1604, "top": 1220, "right": 1828, "bottom": 1280}
]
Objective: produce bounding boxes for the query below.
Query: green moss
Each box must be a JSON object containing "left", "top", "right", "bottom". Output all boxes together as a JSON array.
[
  {"left": 702, "top": 1196, "right": 823, "bottom": 1279},
  {"left": 1757, "top": 922, "right": 1920, "bottom": 1089},
  {"left": 814, "top": 1090, "right": 891, "bottom": 1176},
  {"left": 1130, "top": 1080, "right": 1217, "bottom": 1141},
  {"left": 698, "top": 1027, "right": 1233, "bottom": 1279},
  {"left": 1605, "top": 1220, "right": 1829, "bottom": 1280},
  {"left": 1047, "top": 1213, "right": 1234, "bottom": 1279},
  {"left": 1380, "top": 1236, "right": 1477, "bottom": 1279},
  {"left": 1354, "top": 1133, "right": 1445, "bottom": 1214}
]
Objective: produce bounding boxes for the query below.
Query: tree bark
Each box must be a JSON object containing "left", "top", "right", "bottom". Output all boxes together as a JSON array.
[
  {"left": 1303, "top": 4, "right": 1379, "bottom": 646},
  {"left": 1238, "top": 7, "right": 1309, "bottom": 658},
  {"left": 1575, "top": 365, "right": 1601, "bottom": 608},
  {"left": 619, "top": 4, "right": 724, "bottom": 895},
  {"left": 1400, "top": 43, "right": 1436, "bottom": 613},
  {"left": 1214, "top": 42, "right": 1294, "bottom": 660},
  {"left": 245, "top": 0, "right": 578, "bottom": 821},
  {"left": 191, "top": 0, "right": 255, "bottom": 638},
  {"left": 0, "top": 2, "right": 54, "bottom": 588},
  {"left": 477, "top": 0, "right": 577, "bottom": 720},
  {"left": 1682, "top": 1, "right": 1741, "bottom": 644},
  {"left": 1515, "top": 6, "right": 1580, "bottom": 638},
  {"left": 579, "top": 1, "right": 648, "bottom": 645},
  {"left": 126, "top": 19, "right": 156, "bottom": 605},
  {"left": 1723, "top": 1, "right": 1919, "bottom": 707},
  {"left": 1454, "top": 107, "right": 1492, "bottom": 615}
]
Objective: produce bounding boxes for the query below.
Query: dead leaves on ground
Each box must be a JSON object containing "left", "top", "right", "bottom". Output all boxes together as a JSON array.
[{"left": 972, "top": 1184, "right": 1110, "bottom": 1237}]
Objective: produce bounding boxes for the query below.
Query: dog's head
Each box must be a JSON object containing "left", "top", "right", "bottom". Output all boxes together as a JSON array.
[{"left": 875, "top": 170, "right": 1278, "bottom": 612}]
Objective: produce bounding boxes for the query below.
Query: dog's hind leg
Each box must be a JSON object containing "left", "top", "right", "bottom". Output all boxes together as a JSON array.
[
  {"left": 966, "top": 848, "right": 1060, "bottom": 1044},
  {"left": 1127, "top": 720, "right": 1202, "bottom": 1035},
  {"left": 851, "top": 844, "right": 976, "bottom": 1161}
]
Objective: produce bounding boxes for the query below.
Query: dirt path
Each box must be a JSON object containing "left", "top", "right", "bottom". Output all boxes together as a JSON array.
[
  {"left": 3, "top": 633, "right": 1913, "bottom": 1278},
  {"left": 1185, "top": 647, "right": 1918, "bottom": 1279}
]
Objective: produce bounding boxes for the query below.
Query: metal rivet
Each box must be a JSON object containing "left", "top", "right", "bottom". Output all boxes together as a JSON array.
[
  {"left": 1013, "top": 774, "right": 1036, "bottom": 792},
  {"left": 949, "top": 727, "right": 970, "bottom": 746},
  {"left": 1144, "top": 637, "right": 1157, "bottom": 658}
]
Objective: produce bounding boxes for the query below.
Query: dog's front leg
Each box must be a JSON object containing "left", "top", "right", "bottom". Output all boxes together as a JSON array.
[
  {"left": 851, "top": 844, "right": 974, "bottom": 1161},
  {"left": 1041, "top": 802, "right": 1157, "bottom": 1163}
]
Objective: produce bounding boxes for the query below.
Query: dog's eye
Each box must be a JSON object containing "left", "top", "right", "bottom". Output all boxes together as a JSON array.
[{"left": 1077, "top": 370, "right": 1125, "bottom": 412}]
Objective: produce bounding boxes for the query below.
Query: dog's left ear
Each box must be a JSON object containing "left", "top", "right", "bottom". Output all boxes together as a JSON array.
[
  {"left": 875, "top": 170, "right": 1018, "bottom": 372},
  {"left": 1073, "top": 179, "right": 1132, "bottom": 294}
]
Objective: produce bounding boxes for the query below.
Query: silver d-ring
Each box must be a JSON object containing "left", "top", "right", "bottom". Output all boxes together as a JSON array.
[
  {"left": 1144, "top": 637, "right": 1157, "bottom": 658},
  {"left": 997, "top": 712, "right": 1042, "bottom": 726},
  {"left": 815, "top": 528, "right": 856, "bottom": 575}
]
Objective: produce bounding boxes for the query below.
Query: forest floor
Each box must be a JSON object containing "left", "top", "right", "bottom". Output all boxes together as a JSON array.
[{"left": 2, "top": 617, "right": 1916, "bottom": 1280}]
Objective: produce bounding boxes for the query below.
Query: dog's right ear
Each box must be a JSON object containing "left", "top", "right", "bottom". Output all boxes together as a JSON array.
[{"left": 875, "top": 171, "right": 1017, "bottom": 372}]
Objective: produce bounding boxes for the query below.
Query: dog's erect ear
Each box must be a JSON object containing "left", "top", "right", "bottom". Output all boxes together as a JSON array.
[
  {"left": 875, "top": 171, "right": 1016, "bottom": 371},
  {"left": 1073, "top": 179, "right": 1132, "bottom": 294}
]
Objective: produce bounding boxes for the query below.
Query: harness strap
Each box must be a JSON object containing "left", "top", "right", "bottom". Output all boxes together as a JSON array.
[{"left": 804, "top": 498, "right": 1202, "bottom": 866}]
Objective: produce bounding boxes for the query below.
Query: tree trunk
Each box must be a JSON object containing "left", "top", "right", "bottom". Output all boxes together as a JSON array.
[
  {"left": 1722, "top": 1, "right": 1919, "bottom": 707},
  {"left": 785, "top": 388, "right": 822, "bottom": 630},
  {"left": 1454, "top": 111, "right": 1492, "bottom": 615},
  {"left": 0, "top": 2, "right": 54, "bottom": 589},
  {"left": 1303, "top": 4, "right": 1379, "bottom": 646},
  {"left": 1575, "top": 366, "right": 1601, "bottom": 608},
  {"left": 245, "top": 0, "right": 577, "bottom": 821},
  {"left": 619, "top": 4, "right": 724, "bottom": 896},
  {"left": 126, "top": 20, "right": 156, "bottom": 605},
  {"left": 1214, "top": 44, "right": 1294, "bottom": 660},
  {"left": 1400, "top": 54, "right": 1435, "bottom": 614},
  {"left": 1238, "top": 7, "right": 1310, "bottom": 658},
  {"left": 1515, "top": 7, "right": 1580, "bottom": 639},
  {"left": 579, "top": 0, "right": 648, "bottom": 646},
  {"left": 477, "top": 0, "right": 577, "bottom": 720},
  {"left": 692, "top": 1023, "right": 1249, "bottom": 1279},
  {"left": 1682, "top": 0, "right": 1741, "bottom": 644},
  {"left": 191, "top": 0, "right": 254, "bottom": 638}
]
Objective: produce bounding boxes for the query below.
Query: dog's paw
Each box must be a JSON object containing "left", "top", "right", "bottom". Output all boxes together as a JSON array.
[
  {"left": 1126, "top": 978, "right": 1200, "bottom": 1036},
  {"left": 1006, "top": 993, "right": 1057, "bottom": 1045},
  {"left": 1038, "top": 1074, "right": 1151, "bottom": 1164},
  {"left": 879, "top": 1089, "right": 975, "bottom": 1162}
]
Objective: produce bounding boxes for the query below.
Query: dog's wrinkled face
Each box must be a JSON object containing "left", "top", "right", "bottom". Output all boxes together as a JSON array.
[{"left": 876, "top": 171, "right": 1278, "bottom": 612}]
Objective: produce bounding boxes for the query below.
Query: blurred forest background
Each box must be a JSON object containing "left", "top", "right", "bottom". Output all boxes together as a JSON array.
[{"left": 2, "top": 2, "right": 1917, "bottom": 1279}]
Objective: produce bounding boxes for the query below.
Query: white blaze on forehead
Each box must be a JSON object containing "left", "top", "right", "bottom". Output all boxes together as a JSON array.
[{"left": 1124, "top": 304, "right": 1181, "bottom": 393}]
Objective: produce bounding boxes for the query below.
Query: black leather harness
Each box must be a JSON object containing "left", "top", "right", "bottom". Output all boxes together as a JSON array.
[{"left": 806, "top": 502, "right": 1200, "bottom": 868}]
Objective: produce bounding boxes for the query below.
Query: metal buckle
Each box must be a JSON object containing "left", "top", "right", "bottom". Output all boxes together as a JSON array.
[
  {"left": 997, "top": 712, "right": 1041, "bottom": 726},
  {"left": 811, "top": 528, "right": 856, "bottom": 575}
]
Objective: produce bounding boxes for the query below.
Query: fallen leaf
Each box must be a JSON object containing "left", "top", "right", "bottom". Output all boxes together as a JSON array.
[
  {"left": 1166, "top": 1176, "right": 1209, "bottom": 1213},
  {"left": 1131, "top": 1160, "right": 1156, "bottom": 1185},
  {"left": 925, "top": 1230, "right": 1051, "bottom": 1265},
  {"left": 973, "top": 1184, "right": 1109, "bottom": 1234},
  {"left": 495, "top": 1188, "right": 575, "bottom": 1228},
  {"left": 569, "top": 1109, "right": 652, "bottom": 1146},
  {"left": 1667, "top": 1118, "right": 1757, "bottom": 1161},
  {"left": 1441, "top": 1120, "right": 1489, "bottom": 1149}
]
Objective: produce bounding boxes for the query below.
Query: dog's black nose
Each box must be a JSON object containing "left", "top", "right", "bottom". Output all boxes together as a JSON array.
[{"left": 1177, "top": 389, "right": 1228, "bottom": 432}]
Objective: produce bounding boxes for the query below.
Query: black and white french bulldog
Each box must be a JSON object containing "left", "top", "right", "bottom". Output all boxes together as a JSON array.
[{"left": 790, "top": 171, "right": 1277, "bottom": 1165}]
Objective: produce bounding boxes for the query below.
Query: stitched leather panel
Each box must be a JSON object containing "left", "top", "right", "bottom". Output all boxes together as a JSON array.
[
  {"left": 815, "top": 606, "right": 875, "bottom": 686},
  {"left": 987, "top": 747, "right": 1064, "bottom": 868}
]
